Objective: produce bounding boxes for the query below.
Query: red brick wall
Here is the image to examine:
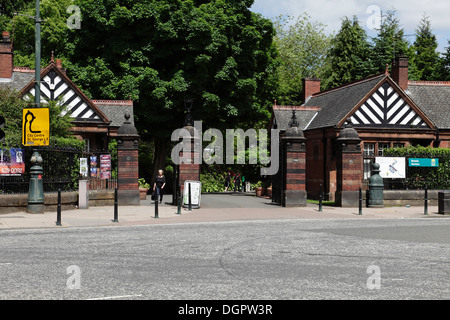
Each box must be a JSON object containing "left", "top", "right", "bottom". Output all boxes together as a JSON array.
[
  {"left": 0, "top": 36, "right": 13, "bottom": 78},
  {"left": 118, "top": 148, "right": 139, "bottom": 190},
  {"left": 285, "top": 152, "right": 306, "bottom": 191},
  {"left": 179, "top": 138, "right": 200, "bottom": 191},
  {"left": 338, "top": 152, "right": 362, "bottom": 192}
]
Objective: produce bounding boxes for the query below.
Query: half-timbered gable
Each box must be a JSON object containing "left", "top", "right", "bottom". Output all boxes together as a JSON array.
[
  {"left": 346, "top": 79, "right": 433, "bottom": 129},
  {"left": 19, "top": 60, "right": 110, "bottom": 125}
]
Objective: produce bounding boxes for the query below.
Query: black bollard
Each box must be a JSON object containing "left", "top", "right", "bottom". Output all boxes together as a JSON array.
[
  {"left": 318, "top": 184, "right": 323, "bottom": 212},
  {"left": 177, "top": 184, "right": 181, "bottom": 215},
  {"left": 359, "top": 187, "right": 363, "bottom": 215},
  {"left": 424, "top": 185, "right": 428, "bottom": 215},
  {"left": 188, "top": 183, "right": 192, "bottom": 211},
  {"left": 56, "top": 189, "right": 62, "bottom": 226},
  {"left": 113, "top": 188, "right": 119, "bottom": 222},
  {"left": 155, "top": 192, "right": 159, "bottom": 218}
]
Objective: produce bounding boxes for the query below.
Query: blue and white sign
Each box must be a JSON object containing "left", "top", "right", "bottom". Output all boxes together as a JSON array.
[{"left": 408, "top": 158, "right": 439, "bottom": 167}]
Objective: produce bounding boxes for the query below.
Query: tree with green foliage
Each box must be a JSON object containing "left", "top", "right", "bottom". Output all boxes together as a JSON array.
[
  {"left": 436, "top": 40, "right": 450, "bottom": 81},
  {"left": 412, "top": 14, "right": 440, "bottom": 80},
  {"left": 0, "top": 0, "right": 33, "bottom": 31},
  {"left": 322, "top": 16, "right": 374, "bottom": 90},
  {"left": 64, "top": 0, "right": 278, "bottom": 183},
  {"left": 370, "top": 10, "right": 419, "bottom": 79},
  {"left": 273, "top": 13, "right": 331, "bottom": 105},
  {"left": 0, "top": 87, "right": 28, "bottom": 148},
  {"left": 5, "top": 0, "right": 73, "bottom": 69}
]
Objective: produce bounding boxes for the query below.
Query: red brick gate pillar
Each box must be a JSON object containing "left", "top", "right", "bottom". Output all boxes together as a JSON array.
[
  {"left": 281, "top": 111, "right": 307, "bottom": 207},
  {"left": 335, "top": 121, "right": 362, "bottom": 207},
  {"left": 117, "top": 113, "right": 140, "bottom": 205},
  {"left": 178, "top": 124, "right": 201, "bottom": 193}
]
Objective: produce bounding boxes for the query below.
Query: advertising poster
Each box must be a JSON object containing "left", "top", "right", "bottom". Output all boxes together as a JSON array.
[
  {"left": 80, "top": 158, "right": 88, "bottom": 178},
  {"left": 375, "top": 157, "right": 406, "bottom": 179},
  {"left": 90, "top": 167, "right": 98, "bottom": 177},
  {"left": 0, "top": 148, "right": 26, "bottom": 177},
  {"left": 100, "top": 154, "right": 111, "bottom": 180},
  {"left": 90, "top": 156, "right": 98, "bottom": 177}
]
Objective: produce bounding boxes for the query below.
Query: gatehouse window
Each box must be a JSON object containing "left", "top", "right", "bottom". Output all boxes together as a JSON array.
[
  {"left": 84, "top": 138, "right": 90, "bottom": 152},
  {"left": 378, "top": 143, "right": 390, "bottom": 156}
]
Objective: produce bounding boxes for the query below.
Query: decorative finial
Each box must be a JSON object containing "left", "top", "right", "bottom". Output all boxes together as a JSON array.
[
  {"left": 345, "top": 118, "right": 353, "bottom": 127},
  {"left": 385, "top": 63, "right": 389, "bottom": 75},
  {"left": 124, "top": 113, "right": 131, "bottom": 123},
  {"left": 51, "top": 51, "right": 54, "bottom": 62},
  {"left": 288, "top": 109, "right": 299, "bottom": 128}
]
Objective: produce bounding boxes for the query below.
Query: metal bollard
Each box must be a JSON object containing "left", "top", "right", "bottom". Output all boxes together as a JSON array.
[
  {"left": 177, "top": 184, "right": 181, "bottom": 215},
  {"left": 155, "top": 192, "right": 159, "bottom": 218},
  {"left": 318, "top": 184, "right": 323, "bottom": 212},
  {"left": 113, "top": 188, "right": 119, "bottom": 222},
  {"left": 359, "top": 187, "right": 363, "bottom": 215},
  {"left": 56, "top": 189, "right": 62, "bottom": 226},
  {"left": 424, "top": 186, "right": 428, "bottom": 215},
  {"left": 188, "top": 183, "right": 192, "bottom": 211}
]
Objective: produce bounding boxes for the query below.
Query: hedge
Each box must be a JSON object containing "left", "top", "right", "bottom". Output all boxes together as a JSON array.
[{"left": 384, "top": 146, "right": 450, "bottom": 189}]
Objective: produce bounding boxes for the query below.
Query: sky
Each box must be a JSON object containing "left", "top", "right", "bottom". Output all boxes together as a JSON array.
[{"left": 250, "top": 0, "right": 450, "bottom": 54}]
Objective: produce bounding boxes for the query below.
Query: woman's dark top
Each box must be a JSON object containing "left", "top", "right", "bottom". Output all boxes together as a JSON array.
[{"left": 156, "top": 175, "right": 165, "bottom": 188}]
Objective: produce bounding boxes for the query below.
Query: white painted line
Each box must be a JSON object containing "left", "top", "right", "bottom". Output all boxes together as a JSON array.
[{"left": 86, "top": 294, "right": 143, "bottom": 300}]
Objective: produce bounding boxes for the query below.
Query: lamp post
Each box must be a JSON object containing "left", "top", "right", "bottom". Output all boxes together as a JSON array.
[
  {"left": 27, "top": 151, "right": 44, "bottom": 213},
  {"left": 26, "top": 0, "right": 45, "bottom": 214}
]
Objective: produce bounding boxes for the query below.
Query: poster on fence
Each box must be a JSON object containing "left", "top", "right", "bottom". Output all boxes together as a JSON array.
[
  {"left": 375, "top": 157, "right": 406, "bottom": 179},
  {"left": 79, "top": 158, "right": 88, "bottom": 178},
  {"left": 100, "top": 154, "right": 111, "bottom": 180},
  {"left": 0, "top": 148, "right": 25, "bottom": 177},
  {"left": 90, "top": 156, "right": 98, "bottom": 177}
]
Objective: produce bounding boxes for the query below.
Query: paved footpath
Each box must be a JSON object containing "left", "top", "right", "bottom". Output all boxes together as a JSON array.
[{"left": 0, "top": 193, "right": 447, "bottom": 230}]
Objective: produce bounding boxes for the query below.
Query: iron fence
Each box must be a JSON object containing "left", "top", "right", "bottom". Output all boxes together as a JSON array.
[{"left": 0, "top": 146, "right": 117, "bottom": 194}]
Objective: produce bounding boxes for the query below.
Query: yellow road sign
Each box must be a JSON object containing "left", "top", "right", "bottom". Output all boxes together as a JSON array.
[{"left": 22, "top": 108, "right": 50, "bottom": 146}]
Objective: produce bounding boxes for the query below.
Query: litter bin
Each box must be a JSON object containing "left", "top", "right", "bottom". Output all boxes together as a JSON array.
[{"left": 438, "top": 191, "right": 450, "bottom": 215}]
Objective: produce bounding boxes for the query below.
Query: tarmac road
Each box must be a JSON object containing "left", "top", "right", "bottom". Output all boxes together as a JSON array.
[{"left": 0, "top": 217, "right": 449, "bottom": 300}]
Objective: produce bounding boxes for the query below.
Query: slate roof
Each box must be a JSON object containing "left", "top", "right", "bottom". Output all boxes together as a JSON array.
[
  {"left": 0, "top": 68, "right": 35, "bottom": 92},
  {"left": 272, "top": 105, "right": 320, "bottom": 131},
  {"left": 304, "top": 74, "right": 386, "bottom": 130},
  {"left": 93, "top": 100, "right": 135, "bottom": 127},
  {"left": 407, "top": 82, "right": 450, "bottom": 129}
]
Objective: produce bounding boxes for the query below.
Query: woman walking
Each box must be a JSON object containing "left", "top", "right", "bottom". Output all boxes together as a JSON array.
[
  {"left": 224, "top": 172, "right": 231, "bottom": 192},
  {"left": 153, "top": 169, "right": 166, "bottom": 204}
]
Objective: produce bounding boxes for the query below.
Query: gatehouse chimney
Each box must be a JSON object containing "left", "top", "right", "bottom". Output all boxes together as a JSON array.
[
  {"left": 391, "top": 55, "right": 409, "bottom": 91},
  {"left": 302, "top": 78, "right": 321, "bottom": 102},
  {"left": 0, "top": 31, "right": 13, "bottom": 79}
]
